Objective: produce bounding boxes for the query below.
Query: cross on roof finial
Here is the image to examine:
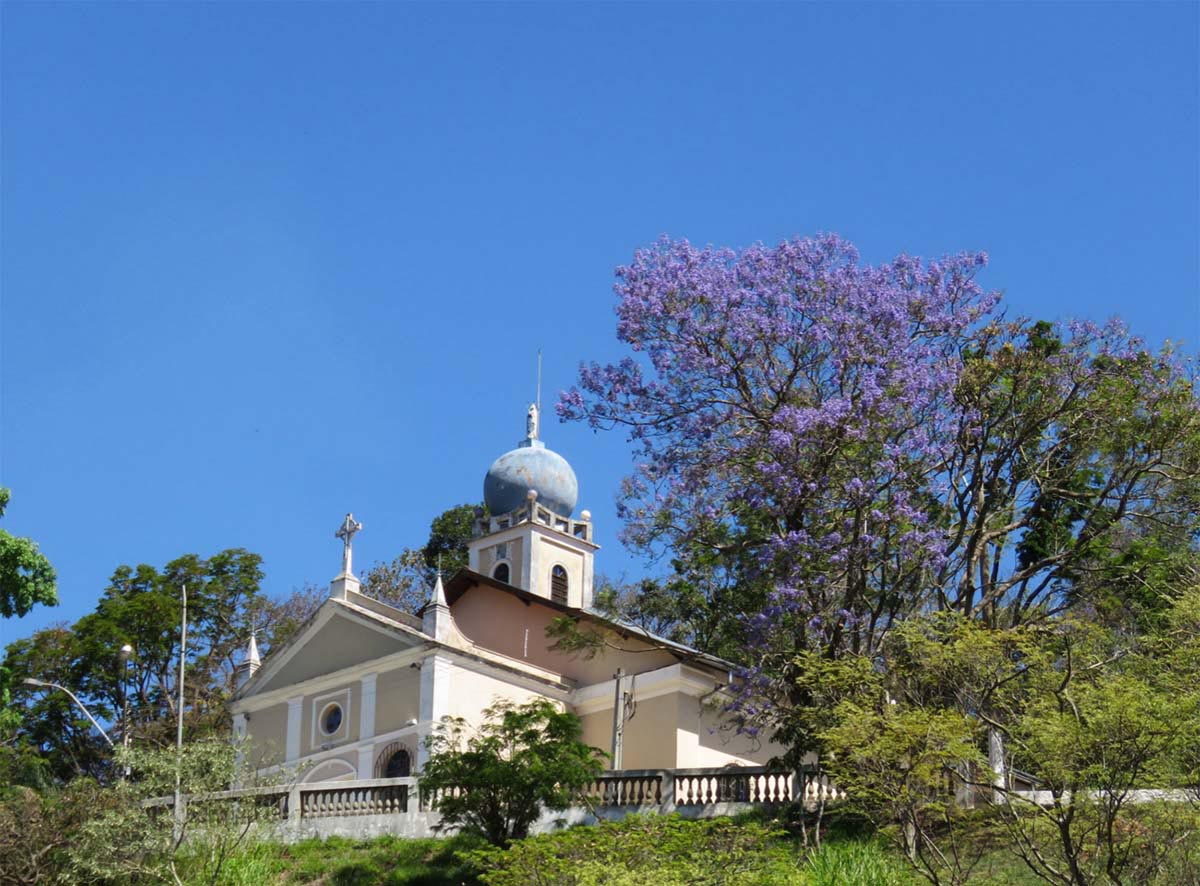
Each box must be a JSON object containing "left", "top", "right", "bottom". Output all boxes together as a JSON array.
[{"left": 335, "top": 513, "right": 363, "bottom": 577}]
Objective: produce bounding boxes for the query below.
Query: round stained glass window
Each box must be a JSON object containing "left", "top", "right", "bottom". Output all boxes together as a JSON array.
[{"left": 321, "top": 703, "right": 343, "bottom": 735}]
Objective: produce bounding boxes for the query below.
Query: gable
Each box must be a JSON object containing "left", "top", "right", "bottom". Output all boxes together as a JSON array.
[{"left": 251, "top": 605, "right": 423, "bottom": 695}]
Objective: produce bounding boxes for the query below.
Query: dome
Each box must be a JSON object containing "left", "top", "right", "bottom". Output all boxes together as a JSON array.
[{"left": 483, "top": 404, "right": 579, "bottom": 517}]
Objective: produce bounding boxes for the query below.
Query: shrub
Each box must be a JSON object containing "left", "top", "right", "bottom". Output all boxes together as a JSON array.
[
  {"left": 472, "top": 814, "right": 804, "bottom": 886},
  {"left": 420, "top": 699, "right": 606, "bottom": 846}
]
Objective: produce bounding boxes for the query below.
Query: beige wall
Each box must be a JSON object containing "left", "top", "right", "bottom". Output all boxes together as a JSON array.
[
  {"left": 676, "top": 695, "right": 786, "bottom": 768},
  {"left": 478, "top": 537, "right": 524, "bottom": 585},
  {"left": 447, "top": 663, "right": 550, "bottom": 725},
  {"left": 452, "top": 585, "right": 678, "bottom": 684},
  {"left": 578, "top": 690, "right": 785, "bottom": 771},
  {"left": 532, "top": 535, "right": 587, "bottom": 608},
  {"left": 577, "top": 694, "right": 680, "bottom": 770},
  {"left": 245, "top": 702, "right": 288, "bottom": 768},
  {"left": 374, "top": 666, "right": 421, "bottom": 736}
]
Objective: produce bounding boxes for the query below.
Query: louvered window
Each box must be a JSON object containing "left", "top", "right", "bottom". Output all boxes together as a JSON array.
[{"left": 551, "top": 565, "right": 568, "bottom": 604}]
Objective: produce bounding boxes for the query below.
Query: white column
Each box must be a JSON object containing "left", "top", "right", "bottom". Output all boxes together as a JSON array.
[
  {"left": 524, "top": 531, "right": 539, "bottom": 597},
  {"left": 357, "top": 673, "right": 378, "bottom": 779},
  {"left": 416, "top": 654, "right": 453, "bottom": 771},
  {"left": 286, "top": 696, "right": 303, "bottom": 763},
  {"left": 232, "top": 713, "right": 248, "bottom": 784},
  {"left": 360, "top": 672, "right": 377, "bottom": 740},
  {"left": 357, "top": 745, "right": 375, "bottom": 780}
]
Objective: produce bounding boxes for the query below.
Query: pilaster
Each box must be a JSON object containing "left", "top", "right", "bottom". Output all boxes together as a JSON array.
[
  {"left": 416, "top": 653, "right": 453, "bottom": 770},
  {"left": 286, "top": 696, "right": 303, "bottom": 762}
]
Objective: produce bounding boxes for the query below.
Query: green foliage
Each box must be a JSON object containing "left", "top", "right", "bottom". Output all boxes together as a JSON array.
[
  {"left": 64, "top": 737, "right": 284, "bottom": 886},
  {"left": 0, "top": 488, "right": 57, "bottom": 620},
  {"left": 817, "top": 593, "right": 1200, "bottom": 886},
  {"left": 419, "top": 699, "right": 606, "bottom": 845},
  {"left": 804, "top": 839, "right": 919, "bottom": 886},
  {"left": 471, "top": 814, "right": 804, "bottom": 886},
  {"left": 362, "top": 503, "right": 484, "bottom": 613},
  {"left": 2, "top": 548, "right": 264, "bottom": 782},
  {"left": 173, "top": 834, "right": 485, "bottom": 886},
  {"left": 0, "top": 779, "right": 121, "bottom": 886}
]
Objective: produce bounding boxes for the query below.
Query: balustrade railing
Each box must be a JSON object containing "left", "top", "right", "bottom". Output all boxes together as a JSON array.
[{"left": 149, "top": 768, "right": 834, "bottom": 822}]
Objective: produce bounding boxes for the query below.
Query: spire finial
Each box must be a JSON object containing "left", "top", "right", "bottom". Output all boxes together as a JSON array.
[
  {"left": 536, "top": 348, "right": 542, "bottom": 417},
  {"left": 430, "top": 570, "right": 448, "bottom": 607},
  {"left": 335, "top": 513, "right": 363, "bottom": 576},
  {"left": 246, "top": 627, "right": 261, "bottom": 666}
]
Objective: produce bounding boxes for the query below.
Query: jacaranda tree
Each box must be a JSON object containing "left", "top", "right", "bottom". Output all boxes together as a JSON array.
[{"left": 560, "top": 235, "right": 1200, "bottom": 758}]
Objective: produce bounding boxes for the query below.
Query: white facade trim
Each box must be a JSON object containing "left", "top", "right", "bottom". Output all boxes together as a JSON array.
[
  {"left": 257, "top": 721, "right": 425, "bottom": 780},
  {"left": 359, "top": 672, "right": 377, "bottom": 740},
  {"left": 310, "top": 687, "right": 352, "bottom": 750},
  {"left": 235, "top": 600, "right": 425, "bottom": 701},
  {"left": 416, "top": 653, "right": 453, "bottom": 770},
  {"left": 286, "top": 696, "right": 303, "bottom": 762},
  {"left": 570, "top": 664, "right": 717, "bottom": 716},
  {"left": 232, "top": 646, "right": 428, "bottom": 714}
]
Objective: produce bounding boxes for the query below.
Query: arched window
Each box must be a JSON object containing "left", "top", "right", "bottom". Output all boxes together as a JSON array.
[
  {"left": 493, "top": 562, "right": 510, "bottom": 583},
  {"left": 551, "top": 565, "right": 568, "bottom": 605},
  {"left": 384, "top": 748, "right": 411, "bottom": 778},
  {"left": 374, "top": 741, "right": 413, "bottom": 778}
]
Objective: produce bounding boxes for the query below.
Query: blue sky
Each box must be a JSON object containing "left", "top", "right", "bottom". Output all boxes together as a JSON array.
[{"left": 2, "top": 2, "right": 1197, "bottom": 645}]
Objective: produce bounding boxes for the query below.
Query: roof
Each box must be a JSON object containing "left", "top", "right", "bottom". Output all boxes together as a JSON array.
[{"left": 437, "top": 568, "right": 737, "bottom": 675}]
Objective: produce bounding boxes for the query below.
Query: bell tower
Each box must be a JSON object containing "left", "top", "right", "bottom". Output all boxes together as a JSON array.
[{"left": 469, "top": 405, "right": 598, "bottom": 608}]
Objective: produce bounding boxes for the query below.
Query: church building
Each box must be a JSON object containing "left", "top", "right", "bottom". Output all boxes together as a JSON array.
[{"left": 229, "top": 406, "right": 782, "bottom": 784}]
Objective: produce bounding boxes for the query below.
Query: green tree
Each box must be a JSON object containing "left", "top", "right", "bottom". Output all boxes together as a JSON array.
[
  {"left": 818, "top": 595, "right": 1200, "bottom": 886},
  {"left": 2, "top": 549, "right": 265, "bottom": 783},
  {"left": 64, "top": 737, "right": 282, "bottom": 886},
  {"left": 361, "top": 502, "right": 484, "bottom": 612},
  {"left": 420, "top": 698, "right": 606, "bottom": 846},
  {"left": 0, "top": 489, "right": 56, "bottom": 620}
]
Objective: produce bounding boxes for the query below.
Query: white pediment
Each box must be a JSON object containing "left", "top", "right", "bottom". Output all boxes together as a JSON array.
[{"left": 241, "top": 599, "right": 427, "bottom": 698}]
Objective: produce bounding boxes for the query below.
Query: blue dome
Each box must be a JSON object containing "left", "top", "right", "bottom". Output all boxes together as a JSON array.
[{"left": 484, "top": 440, "right": 578, "bottom": 517}]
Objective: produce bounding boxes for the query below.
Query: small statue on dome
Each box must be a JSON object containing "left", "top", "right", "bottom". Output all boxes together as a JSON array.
[{"left": 526, "top": 402, "right": 540, "bottom": 440}]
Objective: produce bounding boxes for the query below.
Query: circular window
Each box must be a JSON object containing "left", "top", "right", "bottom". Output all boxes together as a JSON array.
[{"left": 320, "top": 703, "right": 343, "bottom": 735}]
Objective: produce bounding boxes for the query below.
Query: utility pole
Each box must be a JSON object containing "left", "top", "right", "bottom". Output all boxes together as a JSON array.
[
  {"left": 174, "top": 583, "right": 187, "bottom": 842},
  {"left": 610, "top": 668, "right": 626, "bottom": 770}
]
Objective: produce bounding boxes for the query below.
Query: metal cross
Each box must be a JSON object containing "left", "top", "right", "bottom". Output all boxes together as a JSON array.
[{"left": 335, "top": 513, "right": 363, "bottom": 576}]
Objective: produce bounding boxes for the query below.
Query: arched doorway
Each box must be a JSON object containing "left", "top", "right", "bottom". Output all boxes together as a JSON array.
[{"left": 373, "top": 741, "right": 412, "bottom": 778}]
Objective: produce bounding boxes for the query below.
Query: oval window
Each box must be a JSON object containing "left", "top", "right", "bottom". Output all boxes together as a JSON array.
[{"left": 321, "top": 703, "right": 343, "bottom": 735}]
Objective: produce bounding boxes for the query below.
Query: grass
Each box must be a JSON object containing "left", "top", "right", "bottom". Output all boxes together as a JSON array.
[
  {"left": 190, "top": 834, "right": 487, "bottom": 886},
  {"left": 191, "top": 813, "right": 1159, "bottom": 886}
]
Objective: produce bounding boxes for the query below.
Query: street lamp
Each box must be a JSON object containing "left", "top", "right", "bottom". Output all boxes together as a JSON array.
[
  {"left": 22, "top": 677, "right": 115, "bottom": 748},
  {"left": 119, "top": 643, "right": 134, "bottom": 776}
]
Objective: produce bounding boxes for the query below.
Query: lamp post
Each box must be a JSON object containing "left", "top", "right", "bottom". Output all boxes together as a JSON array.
[
  {"left": 119, "top": 643, "right": 133, "bottom": 777},
  {"left": 22, "top": 678, "right": 115, "bottom": 748}
]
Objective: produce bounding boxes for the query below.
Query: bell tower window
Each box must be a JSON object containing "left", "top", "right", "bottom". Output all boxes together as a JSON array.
[
  {"left": 550, "top": 565, "right": 568, "bottom": 605},
  {"left": 493, "top": 562, "right": 510, "bottom": 583}
]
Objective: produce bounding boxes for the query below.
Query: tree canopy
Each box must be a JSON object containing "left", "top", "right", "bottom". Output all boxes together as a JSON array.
[
  {"left": 360, "top": 502, "right": 483, "bottom": 613},
  {"left": 561, "top": 234, "right": 1200, "bottom": 755},
  {"left": 0, "top": 488, "right": 57, "bottom": 620},
  {"left": 2, "top": 549, "right": 264, "bottom": 784}
]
